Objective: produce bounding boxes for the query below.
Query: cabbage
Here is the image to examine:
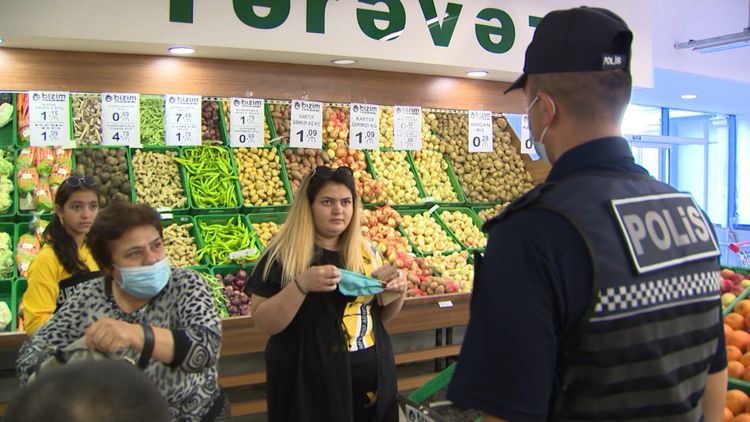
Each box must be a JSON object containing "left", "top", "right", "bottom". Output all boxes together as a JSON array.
[
  {"left": 0, "top": 103, "right": 12, "bottom": 128},
  {"left": 0, "top": 302, "right": 10, "bottom": 331},
  {"left": 0, "top": 232, "right": 11, "bottom": 278},
  {"left": 0, "top": 158, "right": 12, "bottom": 178}
]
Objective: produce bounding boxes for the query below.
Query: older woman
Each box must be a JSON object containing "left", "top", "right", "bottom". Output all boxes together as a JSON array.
[{"left": 17, "top": 201, "right": 227, "bottom": 422}]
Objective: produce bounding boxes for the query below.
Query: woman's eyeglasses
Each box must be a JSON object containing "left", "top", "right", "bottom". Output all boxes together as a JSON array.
[
  {"left": 312, "top": 166, "right": 353, "bottom": 179},
  {"left": 64, "top": 176, "right": 96, "bottom": 188}
]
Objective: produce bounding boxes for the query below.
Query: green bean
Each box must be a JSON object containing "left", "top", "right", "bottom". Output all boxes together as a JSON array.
[
  {"left": 140, "top": 98, "right": 165, "bottom": 146},
  {"left": 175, "top": 146, "right": 239, "bottom": 208},
  {"left": 197, "top": 271, "right": 229, "bottom": 318}
]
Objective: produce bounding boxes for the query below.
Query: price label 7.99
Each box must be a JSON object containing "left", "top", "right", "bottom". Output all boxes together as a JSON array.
[
  {"left": 290, "top": 100, "right": 323, "bottom": 149},
  {"left": 349, "top": 103, "right": 379, "bottom": 150},
  {"left": 101, "top": 93, "right": 141, "bottom": 147},
  {"left": 165, "top": 94, "right": 201, "bottom": 146}
]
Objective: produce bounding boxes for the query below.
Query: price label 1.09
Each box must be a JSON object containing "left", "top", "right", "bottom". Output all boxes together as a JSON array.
[
  {"left": 349, "top": 103, "right": 380, "bottom": 150},
  {"left": 289, "top": 100, "right": 323, "bottom": 149}
]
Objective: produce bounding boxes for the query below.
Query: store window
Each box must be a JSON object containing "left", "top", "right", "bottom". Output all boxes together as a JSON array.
[
  {"left": 622, "top": 104, "right": 662, "bottom": 136},
  {"left": 737, "top": 113, "right": 750, "bottom": 226},
  {"left": 669, "top": 109, "right": 729, "bottom": 227}
]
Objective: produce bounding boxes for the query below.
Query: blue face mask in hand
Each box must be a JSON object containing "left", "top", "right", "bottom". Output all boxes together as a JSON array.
[
  {"left": 116, "top": 257, "right": 171, "bottom": 300},
  {"left": 338, "top": 269, "right": 384, "bottom": 297}
]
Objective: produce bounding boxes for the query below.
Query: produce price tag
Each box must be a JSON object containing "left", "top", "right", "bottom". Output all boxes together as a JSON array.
[
  {"left": 229, "top": 248, "right": 258, "bottom": 260},
  {"left": 29, "top": 91, "right": 72, "bottom": 147},
  {"left": 438, "top": 301, "right": 454, "bottom": 308},
  {"left": 348, "top": 103, "right": 379, "bottom": 150},
  {"left": 393, "top": 106, "right": 422, "bottom": 150},
  {"left": 520, "top": 114, "right": 534, "bottom": 154},
  {"left": 229, "top": 97, "right": 265, "bottom": 148},
  {"left": 101, "top": 93, "right": 140, "bottom": 147},
  {"left": 468, "top": 110, "right": 493, "bottom": 153},
  {"left": 165, "top": 94, "right": 201, "bottom": 146},
  {"left": 290, "top": 100, "right": 323, "bottom": 148}
]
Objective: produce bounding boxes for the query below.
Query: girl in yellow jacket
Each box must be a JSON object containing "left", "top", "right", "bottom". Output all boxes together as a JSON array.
[{"left": 23, "top": 176, "right": 101, "bottom": 334}]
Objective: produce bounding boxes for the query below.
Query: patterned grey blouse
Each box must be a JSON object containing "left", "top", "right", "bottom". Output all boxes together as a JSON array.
[{"left": 17, "top": 268, "right": 222, "bottom": 421}]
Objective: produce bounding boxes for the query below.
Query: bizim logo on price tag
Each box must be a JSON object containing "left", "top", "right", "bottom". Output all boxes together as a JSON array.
[
  {"left": 468, "top": 110, "right": 493, "bottom": 153},
  {"left": 394, "top": 105, "right": 422, "bottom": 150},
  {"left": 290, "top": 99, "right": 323, "bottom": 149},
  {"left": 102, "top": 93, "right": 141, "bottom": 147},
  {"left": 230, "top": 97, "right": 265, "bottom": 148},
  {"left": 165, "top": 94, "right": 201, "bottom": 146},
  {"left": 29, "top": 91, "right": 72, "bottom": 147},
  {"left": 349, "top": 103, "right": 379, "bottom": 150}
]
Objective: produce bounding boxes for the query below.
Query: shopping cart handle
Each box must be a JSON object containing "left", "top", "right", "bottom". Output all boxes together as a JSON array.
[{"left": 729, "top": 240, "right": 750, "bottom": 253}]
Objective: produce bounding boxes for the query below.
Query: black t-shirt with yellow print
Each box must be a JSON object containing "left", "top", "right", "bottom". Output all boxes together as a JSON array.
[{"left": 248, "top": 245, "right": 398, "bottom": 422}]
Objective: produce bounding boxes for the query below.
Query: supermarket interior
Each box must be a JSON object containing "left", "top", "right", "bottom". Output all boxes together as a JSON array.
[{"left": 1, "top": 0, "right": 750, "bottom": 421}]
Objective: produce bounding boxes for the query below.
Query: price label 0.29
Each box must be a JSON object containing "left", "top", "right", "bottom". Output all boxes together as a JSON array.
[
  {"left": 229, "top": 97, "right": 265, "bottom": 148},
  {"left": 165, "top": 94, "right": 201, "bottom": 146},
  {"left": 393, "top": 106, "right": 422, "bottom": 150},
  {"left": 29, "top": 91, "right": 72, "bottom": 147},
  {"left": 101, "top": 93, "right": 140, "bottom": 147},
  {"left": 348, "top": 103, "right": 379, "bottom": 150},
  {"left": 468, "top": 110, "right": 493, "bottom": 153},
  {"left": 290, "top": 100, "right": 323, "bottom": 149}
]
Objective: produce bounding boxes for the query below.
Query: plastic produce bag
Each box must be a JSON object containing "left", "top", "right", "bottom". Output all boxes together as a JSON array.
[
  {"left": 50, "top": 163, "right": 71, "bottom": 186},
  {"left": 34, "top": 182, "right": 54, "bottom": 211},
  {"left": 17, "top": 148, "right": 33, "bottom": 169},
  {"left": 16, "top": 233, "right": 40, "bottom": 278},
  {"left": 17, "top": 168, "right": 38, "bottom": 194},
  {"left": 36, "top": 148, "right": 55, "bottom": 177}
]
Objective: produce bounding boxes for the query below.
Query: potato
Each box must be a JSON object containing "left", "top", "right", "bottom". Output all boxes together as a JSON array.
[
  {"left": 74, "top": 147, "right": 131, "bottom": 207},
  {"left": 235, "top": 148, "right": 287, "bottom": 206},
  {"left": 477, "top": 203, "right": 509, "bottom": 222}
]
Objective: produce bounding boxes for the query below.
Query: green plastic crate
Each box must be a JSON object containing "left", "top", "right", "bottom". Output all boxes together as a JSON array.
[
  {"left": 434, "top": 207, "right": 487, "bottom": 252},
  {"left": 194, "top": 214, "right": 260, "bottom": 265},
  {"left": 366, "top": 149, "right": 427, "bottom": 209},
  {"left": 14, "top": 278, "right": 27, "bottom": 332},
  {"left": 181, "top": 146, "right": 242, "bottom": 215},
  {"left": 0, "top": 93, "right": 17, "bottom": 147},
  {"left": 14, "top": 146, "right": 58, "bottom": 220},
  {"left": 0, "top": 146, "right": 16, "bottom": 222},
  {"left": 161, "top": 214, "right": 206, "bottom": 268},
  {"left": 232, "top": 146, "right": 293, "bottom": 214},
  {"left": 131, "top": 146, "right": 191, "bottom": 215},
  {"left": 71, "top": 145, "right": 135, "bottom": 207},
  {"left": 0, "top": 279, "right": 14, "bottom": 332},
  {"left": 246, "top": 211, "right": 288, "bottom": 249},
  {"left": 397, "top": 208, "right": 462, "bottom": 257},
  {"left": 409, "top": 151, "right": 466, "bottom": 207}
]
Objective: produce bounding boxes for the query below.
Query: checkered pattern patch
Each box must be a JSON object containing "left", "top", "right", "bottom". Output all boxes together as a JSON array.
[{"left": 593, "top": 271, "right": 720, "bottom": 316}]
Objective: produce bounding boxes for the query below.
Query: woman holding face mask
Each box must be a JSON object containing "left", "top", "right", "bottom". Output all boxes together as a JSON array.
[
  {"left": 17, "top": 201, "right": 227, "bottom": 422},
  {"left": 248, "top": 166, "right": 407, "bottom": 422}
]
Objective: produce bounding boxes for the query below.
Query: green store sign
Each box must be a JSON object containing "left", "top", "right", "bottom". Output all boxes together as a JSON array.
[{"left": 169, "top": 0, "right": 542, "bottom": 54}]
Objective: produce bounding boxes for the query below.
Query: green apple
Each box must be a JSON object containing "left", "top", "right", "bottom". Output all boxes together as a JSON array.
[
  {"left": 742, "top": 279, "right": 750, "bottom": 289},
  {"left": 723, "top": 293, "right": 737, "bottom": 308}
]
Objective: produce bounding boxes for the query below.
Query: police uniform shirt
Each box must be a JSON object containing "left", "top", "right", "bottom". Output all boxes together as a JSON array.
[{"left": 447, "top": 137, "right": 726, "bottom": 421}]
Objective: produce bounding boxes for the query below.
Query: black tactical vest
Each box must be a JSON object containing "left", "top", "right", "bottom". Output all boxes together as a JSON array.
[{"left": 493, "top": 170, "right": 721, "bottom": 421}]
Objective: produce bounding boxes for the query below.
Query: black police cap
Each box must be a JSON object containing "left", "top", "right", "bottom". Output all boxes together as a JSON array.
[{"left": 504, "top": 6, "right": 633, "bottom": 94}]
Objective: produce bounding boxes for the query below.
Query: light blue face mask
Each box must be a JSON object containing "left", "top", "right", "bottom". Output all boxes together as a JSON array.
[
  {"left": 526, "top": 95, "right": 555, "bottom": 165},
  {"left": 338, "top": 269, "right": 384, "bottom": 297},
  {"left": 116, "top": 257, "right": 171, "bottom": 300}
]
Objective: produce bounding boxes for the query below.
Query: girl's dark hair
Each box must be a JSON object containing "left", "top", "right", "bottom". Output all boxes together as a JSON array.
[
  {"left": 44, "top": 181, "right": 100, "bottom": 276},
  {"left": 88, "top": 201, "right": 163, "bottom": 271}
]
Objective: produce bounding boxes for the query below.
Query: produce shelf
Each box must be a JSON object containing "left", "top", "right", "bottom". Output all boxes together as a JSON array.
[
  {"left": 723, "top": 267, "right": 750, "bottom": 317},
  {"left": 433, "top": 207, "right": 486, "bottom": 253},
  {"left": 232, "top": 146, "right": 293, "bottom": 214},
  {"left": 409, "top": 150, "right": 466, "bottom": 207},
  {"left": 181, "top": 146, "right": 242, "bottom": 215},
  {"left": 396, "top": 208, "right": 463, "bottom": 257},
  {"left": 13, "top": 278, "right": 26, "bottom": 332},
  {"left": 194, "top": 214, "right": 261, "bottom": 266},
  {"left": 366, "top": 149, "right": 428, "bottom": 209}
]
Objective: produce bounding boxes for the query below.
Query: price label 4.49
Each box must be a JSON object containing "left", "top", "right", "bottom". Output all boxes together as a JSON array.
[
  {"left": 468, "top": 110, "right": 493, "bottom": 153},
  {"left": 102, "top": 93, "right": 141, "bottom": 147},
  {"left": 165, "top": 94, "right": 201, "bottom": 146},
  {"left": 290, "top": 100, "right": 323, "bottom": 149},
  {"left": 29, "top": 91, "right": 72, "bottom": 147},
  {"left": 349, "top": 103, "right": 379, "bottom": 150}
]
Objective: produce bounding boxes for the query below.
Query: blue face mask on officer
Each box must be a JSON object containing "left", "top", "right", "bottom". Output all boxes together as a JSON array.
[
  {"left": 525, "top": 95, "right": 556, "bottom": 165},
  {"left": 116, "top": 257, "right": 171, "bottom": 299}
]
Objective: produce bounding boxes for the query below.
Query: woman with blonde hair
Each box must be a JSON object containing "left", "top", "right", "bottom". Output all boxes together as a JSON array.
[{"left": 247, "top": 165, "right": 406, "bottom": 422}]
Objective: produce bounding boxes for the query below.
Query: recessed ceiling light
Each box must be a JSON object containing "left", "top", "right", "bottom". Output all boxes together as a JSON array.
[
  {"left": 168, "top": 46, "right": 195, "bottom": 55},
  {"left": 680, "top": 94, "right": 698, "bottom": 100},
  {"left": 466, "top": 70, "right": 488, "bottom": 78},
  {"left": 0, "top": 37, "right": 4, "bottom": 45},
  {"left": 331, "top": 59, "right": 356, "bottom": 65}
]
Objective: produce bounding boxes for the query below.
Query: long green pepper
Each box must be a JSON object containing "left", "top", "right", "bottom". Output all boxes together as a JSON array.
[
  {"left": 196, "top": 271, "right": 229, "bottom": 318},
  {"left": 140, "top": 98, "right": 165, "bottom": 146},
  {"left": 175, "top": 146, "right": 239, "bottom": 208},
  {"left": 196, "top": 217, "right": 260, "bottom": 264}
]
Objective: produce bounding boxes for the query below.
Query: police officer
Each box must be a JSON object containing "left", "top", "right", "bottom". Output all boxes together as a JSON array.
[{"left": 447, "top": 7, "right": 727, "bottom": 421}]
